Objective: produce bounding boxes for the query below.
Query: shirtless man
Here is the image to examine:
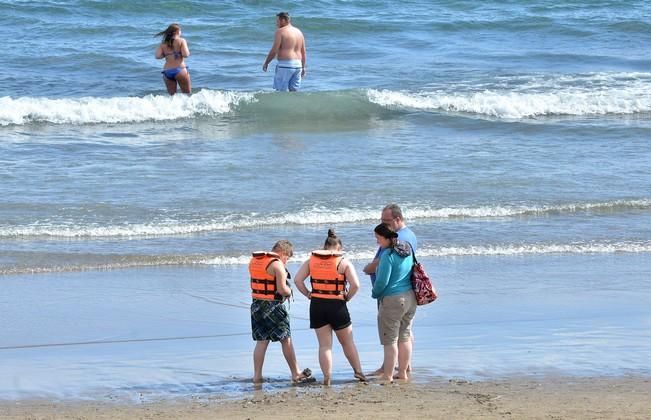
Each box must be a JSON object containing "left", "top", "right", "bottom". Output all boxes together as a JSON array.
[{"left": 262, "top": 12, "right": 307, "bottom": 92}]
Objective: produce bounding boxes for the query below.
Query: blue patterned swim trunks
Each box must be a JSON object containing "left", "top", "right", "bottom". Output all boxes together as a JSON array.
[
  {"left": 273, "top": 59, "right": 302, "bottom": 92},
  {"left": 251, "top": 299, "right": 291, "bottom": 342}
]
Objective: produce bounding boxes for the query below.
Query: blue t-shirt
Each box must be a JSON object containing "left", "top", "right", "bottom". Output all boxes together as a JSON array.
[
  {"left": 397, "top": 226, "right": 417, "bottom": 253},
  {"left": 370, "top": 226, "right": 417, "bottom": 285}
]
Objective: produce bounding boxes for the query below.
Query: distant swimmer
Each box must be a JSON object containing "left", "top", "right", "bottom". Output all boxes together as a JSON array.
[
  {"left": 155, "top": 23, "right": 191, "bottom": 95},
  {"left": 262, "top": 12, "right": 307, "bottom": 92}
]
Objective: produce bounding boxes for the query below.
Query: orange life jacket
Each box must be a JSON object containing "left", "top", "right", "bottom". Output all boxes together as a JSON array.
[
  {"left": 309, "top": 250, "right": 346, "bottom": 300},
  {"left": 249, "top": 251, "right": 282, "bottom": 301}
]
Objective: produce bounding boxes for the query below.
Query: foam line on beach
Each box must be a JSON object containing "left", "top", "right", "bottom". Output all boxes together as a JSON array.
[
  {"left": 203, "top": 241, "right": 651, "bottom": 262},
  {"left": 416, "top": 241, "right": 651, "bottom": 257},
  {"left": 3, "top": 241, "right": 650, "bottom": 275},
  {"left": 2, "top": 199, "right": 649, "bottom": 239}
]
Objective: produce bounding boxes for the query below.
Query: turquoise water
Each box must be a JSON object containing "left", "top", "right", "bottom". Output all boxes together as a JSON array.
[{"left": 1, "top": 0, "right": 650, "bottom": 399}]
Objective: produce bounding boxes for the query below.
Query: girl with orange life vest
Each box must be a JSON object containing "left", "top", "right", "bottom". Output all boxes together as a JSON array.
[
  {"left": 294, "top": 229, "right": 366, "bottom": 385},
  {"left": 249, "top": 240, "right": 314, "bottom": 385}
]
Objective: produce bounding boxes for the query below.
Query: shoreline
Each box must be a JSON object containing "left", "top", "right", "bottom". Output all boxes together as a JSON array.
[
  {"left": 2, "top": 375, "right": 650, "bottom": 419},
  {"left": 2, "top": 258, "right": 651, "bottom": 402}
]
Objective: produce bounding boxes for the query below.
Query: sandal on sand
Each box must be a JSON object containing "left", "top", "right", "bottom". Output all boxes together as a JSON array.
[{"left": 354, "top": 371, "right": 367, "bottom": 382}]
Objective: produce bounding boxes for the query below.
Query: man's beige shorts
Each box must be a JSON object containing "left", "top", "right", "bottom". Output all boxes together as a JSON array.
[{"left": 377, "top": 290, "right": 417, "bottom": 345}]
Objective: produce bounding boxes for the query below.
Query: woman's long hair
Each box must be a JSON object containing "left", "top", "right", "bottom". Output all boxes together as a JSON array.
[{"left": 155, "top": 23, "right": 181, "bottom": 48}]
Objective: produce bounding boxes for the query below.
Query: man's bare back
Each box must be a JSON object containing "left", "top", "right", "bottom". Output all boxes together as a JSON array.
[{"left": 276, "top": 25, "right": 305, "bottom": 61}]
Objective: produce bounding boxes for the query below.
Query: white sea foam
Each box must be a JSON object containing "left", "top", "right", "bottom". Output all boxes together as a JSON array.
[
  {"left": 4, "top": 72, "right": 651, "bottom": 125},
  {"left": 3, "top": 241, "right": 649, "bottom": 275},
  {"left": 407, "top": 199, "right": 651, "bottom": 219},
  {"left": 197, "top": 241, "right": 651, "bottom": 263},
  {"left": 412, "top": 242, "right": 651, "bottom": 258},
  {"left": 0, "top": 207, "right": 381, "bottom": 238},
  {"left": 368, "top": 72, "right": 651, "bottom": 118},
  {"left": 0, "top": 90, "right": 256, "bottom": 126},
  {"left": 1, "top": 199, "right": 649, "bottom": 238}
]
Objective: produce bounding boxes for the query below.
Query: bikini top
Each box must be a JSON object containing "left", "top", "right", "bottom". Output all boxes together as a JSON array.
[
  {"left": 163, "top": 50, "right": 183, "bottom": 59},
  {"left": 162, "top": 40, "right": 184, "bottom": 59}
]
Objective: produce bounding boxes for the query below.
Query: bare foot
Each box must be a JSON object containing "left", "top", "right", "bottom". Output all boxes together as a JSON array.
[
  {"left": 379, "top": 375, "right": 394, "bottom": 385},
  {"left": 368, "top": 366, "right": 384, "bottom": 376},
  {"left": 253, "top": 376, "right": 264, "bottom": 384},
  {"left": 323, "top": 375, "right": 331, "bottom": 386},
  {"left": 354, "top": 371, "right": 367, "bottom": 382}
]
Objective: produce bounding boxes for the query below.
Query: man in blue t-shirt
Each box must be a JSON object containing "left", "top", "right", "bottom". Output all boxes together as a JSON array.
[
  {"left": 363, "top": 203, "right": 417, "bottom": 285},
  {"left": 363, "top": 203, "right": 418, "bottom": 376}
]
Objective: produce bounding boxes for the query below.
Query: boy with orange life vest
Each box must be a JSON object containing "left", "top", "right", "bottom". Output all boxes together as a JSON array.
[
  {"left": 294, "top": 229, "right": 366, "bottom": 385},
  {"left": 249, "top": 239, "right": 314, "bottom": 384}
]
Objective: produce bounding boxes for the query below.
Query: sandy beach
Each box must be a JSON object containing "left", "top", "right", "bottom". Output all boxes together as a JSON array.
[
  {"left": 4, "top": 1, "right": 651, "bottom": 419},
  {"left": 2, "top": 376, "right": 649, "bottom": 419}
]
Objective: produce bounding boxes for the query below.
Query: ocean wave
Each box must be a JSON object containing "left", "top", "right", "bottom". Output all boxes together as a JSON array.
[
  {"left": 3, "top": 72, "right": 651, "bottom": 125},
  {"left": 0, "top": 90, "right": 255, "bottom": 126},
  {"left": 368, "top": 72, "right": 651, "bottom": 118},
  {"left": 417, "top": 242, "right": 651, "bottom": 257},
  {"left": 3, "top": 241, "right": 650, "bottom": 275},
  {"left": 409, "top": 199, "right": 651, "bottom": 219},
  {"left": 1, "top": 199, "right": 649, "bottom": 239},
  {"left": 0, "top": 89, "right": 383, "bottom": 126},
  {"left": 204, "top": 241, "right": 651, "bottom": 261}
]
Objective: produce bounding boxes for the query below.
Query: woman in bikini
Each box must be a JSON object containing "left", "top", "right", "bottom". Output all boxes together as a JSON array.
[{"left": 154, "top": 23, "right": 191, "bottom": 95}]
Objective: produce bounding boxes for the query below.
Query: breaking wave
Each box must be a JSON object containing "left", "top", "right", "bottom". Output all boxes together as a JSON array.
[
  {"left": 3, "top": 72, "right": 651, "bottom": 125},
  {"left": 369, "top": 72, "right": 651, "bottom": 119},
  {"left": 3, "top": 240, "right": 650, "bottom": 275},
  {"left": 2, "top": 199, "right": 649, "bottom": 239}
]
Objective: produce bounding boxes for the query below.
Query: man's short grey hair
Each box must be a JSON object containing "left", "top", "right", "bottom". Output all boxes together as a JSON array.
[{"left": 383, "top": 203, "right": 404, "bottom": 221}]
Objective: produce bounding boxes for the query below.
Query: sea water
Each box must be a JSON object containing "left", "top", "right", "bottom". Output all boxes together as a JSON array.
[{"left": 1, "top": 1, "right": 650, "bottom": 399}]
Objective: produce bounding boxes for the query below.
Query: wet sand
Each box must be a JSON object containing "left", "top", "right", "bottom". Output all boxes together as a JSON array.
[{"left": 2, "top": 375, "right": 649, "bottom": 419}]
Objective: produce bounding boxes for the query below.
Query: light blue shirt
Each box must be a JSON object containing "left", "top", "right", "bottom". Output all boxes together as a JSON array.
[{"left": 397, "top": 226, "right": 417, "bottom": 253}]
